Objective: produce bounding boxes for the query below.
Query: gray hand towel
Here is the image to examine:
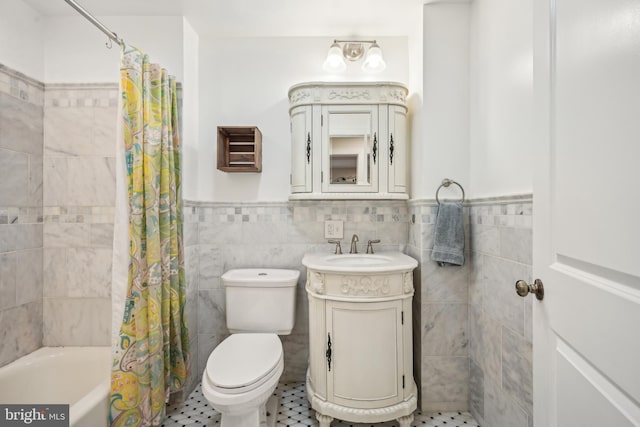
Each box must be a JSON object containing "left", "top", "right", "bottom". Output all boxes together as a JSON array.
[{"left": 431, "top": 202, "right": 465, "bottom": 266}]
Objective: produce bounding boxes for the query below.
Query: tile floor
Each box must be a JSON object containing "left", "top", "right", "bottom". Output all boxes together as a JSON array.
[{"left": 163, "top": 383, "right": 480, "bottom": 427}]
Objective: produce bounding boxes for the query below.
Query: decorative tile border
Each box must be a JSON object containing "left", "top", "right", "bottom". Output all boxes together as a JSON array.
[
  {"left": 470, "top": 203, "right": 533, "bottom": 229},
  {"left": 183, "top": 200, "right": 410, "bottom": 224},
  {"left": 409, "top": 194, "right": 532, "bottom": 229},
  {"left": 0, "top": 207, "right": 43, "bottom": 225},
  {"left": 45, "top": 83, "right": 118, "bottom": 108},
  {"left": 0, "top": 64, "right": 44, "bottom": 105},
  {"left": 41, "top": 206, "right": 115, "bottom": 224}
]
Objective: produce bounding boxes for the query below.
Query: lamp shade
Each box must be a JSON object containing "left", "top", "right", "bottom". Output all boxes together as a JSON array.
[
  {"left": 362, "top": 42, "right": 386, "bottom": 73},
  {"left": 323, "top": 42, "right": 347, "bottom": 72}
]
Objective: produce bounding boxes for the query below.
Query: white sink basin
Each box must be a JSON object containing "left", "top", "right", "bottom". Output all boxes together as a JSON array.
[
  {"left": 324, "top": 254, "right": 392, "bottom": 266},
  {"left": 302, "top": 251, "right": 418, "bottom": 273}
]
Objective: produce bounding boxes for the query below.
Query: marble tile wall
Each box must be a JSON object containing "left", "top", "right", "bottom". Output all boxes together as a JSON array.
[
  {"left": 0, "top": 64, "right": 44, "bottom": 368},
  {"left": 42, "top": 84, "right": 118, "bottom": 347},
  {"left": 183, "top": 204, "right": 200, "bottom": 396},
  {"left": 190, "top": 200, "right": 410, "bottom": 384},
  {"left": 407, "top": 202, "right": 471, "bottom": 411},
  {"left": 468, "top": 198, "right": 533, "bottom": 427}
]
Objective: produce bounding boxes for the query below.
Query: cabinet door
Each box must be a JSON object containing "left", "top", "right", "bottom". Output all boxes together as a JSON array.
[
  {"left": 326, "top": 299, "right": 404, "bottom": 409},
  {"left": 388, "top": 105, "right": 408, "bottom": 193},
  {"left": 321, "top": 105, "right": 379, "bottom": 193},
  {"left": 290, "top": 105, "right": 312, "bottom": 193}
]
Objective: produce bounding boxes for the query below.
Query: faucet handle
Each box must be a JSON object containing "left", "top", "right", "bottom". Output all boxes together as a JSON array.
[
  {"left": 328, "top": 240, "right": 343, "bottom": 254},
  {"left": 366, "top": 239, "right": 381, "bottom": 254}
]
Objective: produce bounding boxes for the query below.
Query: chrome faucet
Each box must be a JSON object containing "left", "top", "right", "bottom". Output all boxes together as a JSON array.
[
  {"left": 366, "top": 239, "right": 381, "bottom": 254},
  {"left": 350, "top": 234, "right": 359, "bottom": 254},
  {"left": 328, "top": 239, "right": 343, "bottom": 254}
]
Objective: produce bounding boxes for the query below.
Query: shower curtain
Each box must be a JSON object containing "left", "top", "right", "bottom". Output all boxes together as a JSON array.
[{"left": 109, "top": 44, "right": 190, "bottom": 427}]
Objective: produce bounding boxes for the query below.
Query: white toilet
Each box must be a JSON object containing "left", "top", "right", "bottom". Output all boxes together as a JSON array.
[{"left": 201, "top": 268, "right": 300, "bottom": 427}]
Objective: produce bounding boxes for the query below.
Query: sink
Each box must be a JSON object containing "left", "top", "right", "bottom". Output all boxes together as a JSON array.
[
  {"left": 324, "top": 254, "right": 393, "bottom": 266},
  {"left": 302, "top": 251, "right": 418, "bottom": 273}
]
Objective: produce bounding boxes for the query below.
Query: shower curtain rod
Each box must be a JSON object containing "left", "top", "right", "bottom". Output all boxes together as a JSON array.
[{"left": 63, "top": 0, "right": 123, "bottom": 47}]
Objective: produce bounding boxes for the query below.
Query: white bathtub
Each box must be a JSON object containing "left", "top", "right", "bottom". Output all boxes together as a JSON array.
[{"left": 0, "top": 347, "right": 111, "bottom": 427}]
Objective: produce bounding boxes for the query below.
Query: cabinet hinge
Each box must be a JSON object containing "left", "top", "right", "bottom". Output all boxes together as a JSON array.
[
  {"left": 401, "top": 311, "right": 404, "bottom": 325},
  {"left": 321, "top": 114, "right": 323, "bottom": 126},
  {"left": 402, "top": 375, "right": 405, "bottom": 389},
  {"left": 290, "top": 174, "right": 292, "bottom": 185},
  {"left": 321, "top": 171, "right": 323, "bottom": 183}
]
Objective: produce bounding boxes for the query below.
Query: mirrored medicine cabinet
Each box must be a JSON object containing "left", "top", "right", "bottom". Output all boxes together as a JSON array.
[{"left": 288, "top": 82, "right": 409, "bottom": 200}]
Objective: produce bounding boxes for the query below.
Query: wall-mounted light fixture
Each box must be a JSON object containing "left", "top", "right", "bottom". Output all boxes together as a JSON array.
[{"left": 323, "top": 39, "right": 386, "bottom": 73}]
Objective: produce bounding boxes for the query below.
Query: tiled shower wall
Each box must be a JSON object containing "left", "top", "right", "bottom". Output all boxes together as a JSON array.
[
  {"left": 468, "top": 198, "right": 533, "bottom": 427},
  {"left": 0, "top": 64, "right": 44, "bottom": 367},
  {"left": 186, "top": 200, "right": 410, "bottom": 385},
  {"left": 42, "top": 84, "right": 118, "bottom": 346}
]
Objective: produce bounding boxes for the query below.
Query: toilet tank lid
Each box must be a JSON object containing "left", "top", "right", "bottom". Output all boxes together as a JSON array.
[{"left": 222, "top": 269, "right": 300, "bottom": 287}]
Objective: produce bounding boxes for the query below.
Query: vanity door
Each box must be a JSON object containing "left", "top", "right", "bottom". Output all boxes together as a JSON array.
[
  {"left": 290, "top": 105, "right": 313, "bottom": 193},
  {"left": 321, "top": 105, "right": 379, "bottom": 193},
  {"left": 387, "top": 105, "right": 408, "bottom": 194},
  {"left": 325, "top": 299, "right": 404, "bottom": 409}
]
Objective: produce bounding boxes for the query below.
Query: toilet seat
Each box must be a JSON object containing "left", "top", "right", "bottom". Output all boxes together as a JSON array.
[{"left": 205, "top": 333, "right": 282, "bottom": 395}]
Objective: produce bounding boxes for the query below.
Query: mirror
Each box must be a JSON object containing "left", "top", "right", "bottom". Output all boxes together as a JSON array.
[
  {"left": 328, "top": 112, "right": 372, "bottom": 186},
  {"left": 329, "top": 136, "right": 371, "bottom": 184}
]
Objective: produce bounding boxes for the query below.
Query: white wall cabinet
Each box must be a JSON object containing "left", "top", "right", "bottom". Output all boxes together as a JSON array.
[
  {"left": 305, "top": 268, "right": 417, "bottom": 426},
  {"left": 288, "top": 82, "right": 409, "bottom": 200}
]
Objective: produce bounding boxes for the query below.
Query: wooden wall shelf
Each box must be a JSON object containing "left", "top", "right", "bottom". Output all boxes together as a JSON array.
[{"left": 217, "top": 126, "right": 262, "bottom": 172}]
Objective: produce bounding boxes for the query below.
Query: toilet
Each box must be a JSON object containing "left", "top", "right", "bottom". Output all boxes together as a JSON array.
[{"left": 201, "top": 268, "right": 300, "bottom": 427}]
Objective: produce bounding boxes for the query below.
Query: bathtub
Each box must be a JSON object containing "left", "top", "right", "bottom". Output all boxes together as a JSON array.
[{"left": 0, "top": 347, "right": 111, "bottom": 427}]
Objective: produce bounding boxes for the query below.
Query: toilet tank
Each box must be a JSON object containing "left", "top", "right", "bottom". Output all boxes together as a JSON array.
[{"left": 222, "top": 268, "right": 300, "bottom": 335}]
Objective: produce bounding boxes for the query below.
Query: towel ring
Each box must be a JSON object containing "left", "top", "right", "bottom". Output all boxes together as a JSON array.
[{"left": 436, "top": 178, "right": 465, "bottom": 205}]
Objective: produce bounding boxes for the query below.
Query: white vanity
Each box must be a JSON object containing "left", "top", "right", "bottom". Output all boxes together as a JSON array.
[
  {"left": 288, "top": 82, "right": 409, "bottom": 200},
  {"left": 302, "top": 252, "right": 418, "bottom": 426}
]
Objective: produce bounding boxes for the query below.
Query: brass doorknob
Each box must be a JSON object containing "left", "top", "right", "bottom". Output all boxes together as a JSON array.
[{"left": 515, "top": 279, "right": 544, "bottom": 300}]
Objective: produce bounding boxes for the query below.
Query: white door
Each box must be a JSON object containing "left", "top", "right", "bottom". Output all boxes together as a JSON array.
[{"left": 533, "top": 0, "right": 640, "bottom": 426}]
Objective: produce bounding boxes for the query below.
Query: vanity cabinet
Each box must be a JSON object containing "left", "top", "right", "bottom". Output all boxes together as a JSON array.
[
  {"left": 288, "top": 82, "right": 409, "bottom": 200},
  {"left": 304, "top": 260, "right": 418, "bottom": 427}
]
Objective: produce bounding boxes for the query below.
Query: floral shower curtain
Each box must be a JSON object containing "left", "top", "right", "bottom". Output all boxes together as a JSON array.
[{"left": 109, "top": 44, "right": 190, "bottom": 427}]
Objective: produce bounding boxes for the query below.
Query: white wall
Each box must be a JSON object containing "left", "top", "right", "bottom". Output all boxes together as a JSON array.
[
  {"left": 196, "top": 36, "right": 409, "bottom": 202},
  {"left": 469, "top": 0, "right": 533, "bottom": 198},
  {"left": 412, "top": 3, "right": 470, "bottom": 201},
  {"left": 182, "top": 18, "right": 199, "bottom": 201},
  {"left": 0, "top": 0, "right": 44, "bottom": 80},
  {"left": 43, "top": 16, "right": 184, "bottom": 83}
]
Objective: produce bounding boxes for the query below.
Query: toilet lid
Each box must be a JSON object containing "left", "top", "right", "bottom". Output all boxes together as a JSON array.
[{"left": 206, "top": 334, "right": 282, "bottom": 391}]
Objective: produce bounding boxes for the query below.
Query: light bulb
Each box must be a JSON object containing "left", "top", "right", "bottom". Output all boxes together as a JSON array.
[
  {"left": 323, "top": 42, "right": 346, "bottom": 73},
  {"left": 362, "top": 42, "right": 386, "bottom": 73}
]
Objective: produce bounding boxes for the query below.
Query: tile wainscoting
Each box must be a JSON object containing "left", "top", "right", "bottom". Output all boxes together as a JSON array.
[
  {"left": 407, "top": 201, "right": 471, "bottom": 412},
  {"left": 408, "top": 195, "right": 533, "bottom": 427},
  {"left": 183, "top": 199, "right": 410, "bottom": 390},
  {"left": 468, "top": 197, "right": 533, "bottom": 427}
]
